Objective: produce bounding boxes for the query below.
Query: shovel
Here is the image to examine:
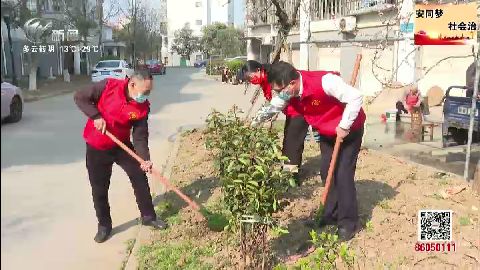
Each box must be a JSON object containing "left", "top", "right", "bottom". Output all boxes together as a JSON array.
[{"left": 105, "top": 130, "right": 228, "bottom": 231}]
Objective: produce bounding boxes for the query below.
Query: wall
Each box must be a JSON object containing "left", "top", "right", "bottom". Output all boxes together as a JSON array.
[
  {"left": 166, "top": 0, "right": 209, "bottom": 66},
  {"left": 316, "top": 46, "right": 341, "bottom": 71},
  {"left": 358, "top": 43, "right": 396, "bottom": 96},
  {"left": 167, "top": 0, "right": 206, "bottom": 36},
  {"left": 417, "top": 45, "right": 477, "bottom": 95}
]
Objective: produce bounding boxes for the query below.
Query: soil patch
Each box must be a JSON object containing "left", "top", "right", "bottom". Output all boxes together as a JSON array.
[{"left": 138, "top": 130, "right": 480, "bottom": 269}]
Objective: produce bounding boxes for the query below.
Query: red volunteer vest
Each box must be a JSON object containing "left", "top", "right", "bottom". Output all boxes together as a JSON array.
[
  {"left": 299, "top": 70, "right": 366, "bottom": 137},
  {"left": 83, "top": 78, "right": 150, "bottom": 150}
]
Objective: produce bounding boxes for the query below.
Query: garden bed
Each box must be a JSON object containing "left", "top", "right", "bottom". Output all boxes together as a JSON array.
[{"left": 137, "top": 129, "right": 480, "bottom": 269}]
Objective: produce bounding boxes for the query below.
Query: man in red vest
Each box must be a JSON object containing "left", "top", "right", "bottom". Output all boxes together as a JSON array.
[
  {"left": 74, "top": 70, "right": 167, "bottom": 243},
  {"left": 252, "top": 61, "right": 365, "bottom": 241},
  {"left": 243, "top": 60, "right": 328, "bottom": 184}
]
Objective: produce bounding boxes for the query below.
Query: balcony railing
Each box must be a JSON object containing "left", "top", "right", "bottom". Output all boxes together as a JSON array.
[
  {"left": 311, "top": 0, "right": 398, "bottom": 21},
  {"left": 247, "top": 0, "right": 398, "bottom": 27},
  {"left": 248, "top": 0, "right": 299, "bottom": 26}
]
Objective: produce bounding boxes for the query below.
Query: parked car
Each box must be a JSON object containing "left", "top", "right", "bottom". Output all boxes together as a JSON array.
[
  {"left": 140, "top": 59, "right": 166, "bottom": 75},
  {"left": 194, "top": 59, "right": 208, "bottom": 68},
  {"left": 91, "top": 60, "right": 134, "bottom": 82},
  {"left": 442, "top": 86, "right": 480, "bottom": 147},
  {"left": 1, "top": 81, "right": 23, "bottom": 123}
]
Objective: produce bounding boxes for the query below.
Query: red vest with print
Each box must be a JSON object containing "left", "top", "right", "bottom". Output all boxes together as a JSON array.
[
  {"left": 83, "top": 78, "right": 150, "bottom": 150},
  {"left": 299, "top": 70, "right": 366, "bottom": 137}
]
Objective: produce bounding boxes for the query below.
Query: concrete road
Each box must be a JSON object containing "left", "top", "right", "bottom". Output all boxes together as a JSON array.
[{"left": 1, "top": 68, "right": 251, "bottom": 270}]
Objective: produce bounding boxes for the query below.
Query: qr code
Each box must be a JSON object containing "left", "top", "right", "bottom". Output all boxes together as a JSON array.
[{"left": 418, "top": 210, "right": 452, "bottom": 241}]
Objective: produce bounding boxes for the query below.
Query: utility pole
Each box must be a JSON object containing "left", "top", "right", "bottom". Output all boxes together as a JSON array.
[
  {"left": 97, "top": 0, "right": 104, "bottom": 57},
  {"left": 132, "top": 0, "right": 137, "bottom": 69},
  {"left": 464, "top": 46, "right": 480, "bottom": 180}
]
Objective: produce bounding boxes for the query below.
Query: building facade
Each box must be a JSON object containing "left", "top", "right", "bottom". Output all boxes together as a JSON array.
[
  {"left": 245, "top": 0, "right": 477, "bottom": 97},
  {"left": 165, "top": 0, "right": 246, "bottom": 66}
]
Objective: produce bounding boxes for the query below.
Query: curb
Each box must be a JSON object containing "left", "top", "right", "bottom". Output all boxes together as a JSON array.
[
  {"left": 123, "top": 126, "right": 198, "bottom": 270},
  {"left": 23, "top": 88, "right": 78, "bottom": 103}
]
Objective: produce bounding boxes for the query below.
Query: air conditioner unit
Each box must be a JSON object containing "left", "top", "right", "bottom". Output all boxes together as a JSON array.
[{"left": 337, "top": 16, "right": 357, "bottom": 32}]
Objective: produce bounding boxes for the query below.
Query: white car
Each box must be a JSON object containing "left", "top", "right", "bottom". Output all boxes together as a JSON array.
[
  {"left": 1, "top": 81, "right": 24, "bottom": 123},
  {"left": 91, "top": 60, "right": 134, "bottom": 82}
]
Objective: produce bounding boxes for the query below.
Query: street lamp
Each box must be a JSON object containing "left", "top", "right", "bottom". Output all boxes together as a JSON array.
[{"left": 2, "top": 7, "right": 17, "bottom": 85}]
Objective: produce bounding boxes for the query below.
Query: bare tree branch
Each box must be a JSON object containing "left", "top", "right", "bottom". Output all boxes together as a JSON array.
[{"left": 290, "top": 0, "right": 301, "bottom": 26}]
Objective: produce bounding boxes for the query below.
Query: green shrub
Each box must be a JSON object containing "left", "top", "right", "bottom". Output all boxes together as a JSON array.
[
  {"left": 226, "top": 59, "right": 245, "bottom": 75},
  {"left": 291, "top": 231, "right": 355, "bottom": 270},
  {"left": 204, "top": 106, "right": 295, "bottom": 268}
]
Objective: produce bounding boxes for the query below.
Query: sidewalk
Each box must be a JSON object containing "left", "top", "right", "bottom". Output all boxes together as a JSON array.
[{"left": 21, "top": 75, "right": 91, "bottom": 103}]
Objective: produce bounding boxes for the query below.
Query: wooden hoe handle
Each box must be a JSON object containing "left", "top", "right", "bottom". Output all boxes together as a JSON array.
[
  {"left": 105, "top": 131, "right": 201, "bottom": 211},
  {"left": 321, "top": 54, "right": 363, "bottom": 205}
]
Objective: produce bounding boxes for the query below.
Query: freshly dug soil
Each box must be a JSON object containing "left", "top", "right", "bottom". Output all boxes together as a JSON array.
[{"left": 145, "top": 129, "right": 480, "bottom": 269}]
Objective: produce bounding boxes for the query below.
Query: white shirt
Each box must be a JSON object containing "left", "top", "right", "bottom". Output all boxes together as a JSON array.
[{"left": 252, "top": 72, "right": 364, "bottom": 129}]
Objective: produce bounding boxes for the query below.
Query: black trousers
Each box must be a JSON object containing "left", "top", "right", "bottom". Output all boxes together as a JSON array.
[
  {"left": 319, "top": 128, "right": 363, "bottom": 231},
  {"left": 282, "top": 115, "right": 310, "bottom": 167},
  {"left": 86, "top": 143, "right": 156, "bottom": 227}
]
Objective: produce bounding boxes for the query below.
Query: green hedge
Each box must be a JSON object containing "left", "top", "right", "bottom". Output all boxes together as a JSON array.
[{"left": 225, "top": 59, "right": 245, "bottom": 74}]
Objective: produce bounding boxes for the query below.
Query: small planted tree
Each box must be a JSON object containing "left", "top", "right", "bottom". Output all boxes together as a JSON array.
[{"left": 205, "top": 106, "right": 295, "bottom": 269}]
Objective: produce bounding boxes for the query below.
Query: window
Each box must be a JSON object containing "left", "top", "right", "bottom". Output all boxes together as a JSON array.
[
  {"left": 96, "top": 61, "right": 120, "bottom": 68},
  {"left": 196, "top": 20, "right": 202, "bottom": 26},
  {"left": 195, "top": 1, "right": 202, "bottom": 7},
  {"left": 146, "top": 60, "right": 159, "bottom": 65}
]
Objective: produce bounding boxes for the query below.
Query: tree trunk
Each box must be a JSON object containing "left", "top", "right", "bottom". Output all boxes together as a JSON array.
[
  {"left": 286, "top": 42, "right": 292, "bottom": 64},
  {"left": 97, "top": 0, "right": 104, "bottom": 57},
  {"left": 28, "top": 54, "right": 38, "bottom": 90},
  {"left": 85, "top": 39, "right": 90, "bottom": 74},
  {"left": 272, "top": 30, "right": 286, "bottom": 63}
]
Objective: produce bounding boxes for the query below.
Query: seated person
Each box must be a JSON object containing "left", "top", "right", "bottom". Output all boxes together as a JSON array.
[
  {"left": 405, "top": 85, "right": 422, "bottom": 112},
  {"left": 395, "top": 85, "right": 427, "bottom": 120}
]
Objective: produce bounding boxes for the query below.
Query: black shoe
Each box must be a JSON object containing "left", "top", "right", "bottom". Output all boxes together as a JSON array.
[
  {"left": 338, "top": 224, "right": 361, "bottom": 242},
  {"left": 94, "top": 225, "right": 112, "bottom": 243},
  {"left": 141, "top": 217, "right": 168, "bottom": 230}
]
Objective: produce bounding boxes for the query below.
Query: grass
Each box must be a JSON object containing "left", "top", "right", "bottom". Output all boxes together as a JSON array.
[
  {"left": 459, "top": 216, "right": 471, "bottom": 226},
  {"left": 270, "top": 226, "right": 289, "bottom": 238},
  {"left": 120, "top": 238, "right": 136, "bottom": 270},
  {"left": 365, "top": 220, "right": 374, "bottom": 232},
  {"left": 438, "top": 178, "right": 450, "bottom": 186},
  {"left": 137, "top": 241, "right": 215, "bottom": 270},
  {"left": 378, "top": 199, "right": 391, "bottom": 210},
  {"left": 430, "top": 193, "right": 443, "bottom": 200}
]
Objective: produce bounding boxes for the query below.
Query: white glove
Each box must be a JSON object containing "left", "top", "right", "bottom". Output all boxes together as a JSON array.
[{"left": 251, "top": 96, "right": 288, "bottom": 126}]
